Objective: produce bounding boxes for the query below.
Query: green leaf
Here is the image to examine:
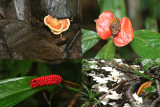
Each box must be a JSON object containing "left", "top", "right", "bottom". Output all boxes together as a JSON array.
[
  {"left": 131, "top": 30, "right": 160, "bottom": 58},
  {"left": 0, "top": 76, "right": 46, "bottom": 107},
  {"left": 82, "top": 29, "right": 100, "bottom": 54},
  {"left": 95, "top": 40, "right": 115, "bottom": 60},
  {"left": 144, "top": 86, "right": 156, "bottom": 93},
  {"left": 98, "top": 0, "right": 126, "bottom": 18},
  {"left": 82, "top": 84, "right": 90, "bottom": 94},
  {"left": 133, "top": 70, "right": 153, "bottom": 81}
]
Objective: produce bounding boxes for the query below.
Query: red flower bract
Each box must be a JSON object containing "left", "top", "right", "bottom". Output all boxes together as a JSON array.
[
  {"left": 29, "top": 74, "right": 62, "bottom": 88},
  {"left": 96, "top": 11, "right": 134, "bottom": 47}
]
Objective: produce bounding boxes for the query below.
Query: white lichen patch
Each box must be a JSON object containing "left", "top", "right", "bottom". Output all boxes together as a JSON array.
[
  {"left": 108, "top": 102, "right": 117, "bottom": 106},
  {"left": 139, "top": 71, "right": 144, "bottom": 73},
  {"left": 85, "top": 59, "right": 125, "bottom": 106},
  {"left": 106, "top": 91, "right": 122, "bottom": 100},
  {"left": 87, "top": 60, "right": 98, "bottom": 64},
  {"left": 132, "top": 65, "right": 140, "bottom": 68},
  {"left": 98, "top": 84, "right": 109, "bottom": 92},
  {"left": 101, "top": 67, "right": 113, "bottom": 71},
  {"left": 113, "top": 59, "right": 123, "bottom": 63},
  {"left": 93, "top": 77, "right": 108, "bottom": 84},
  {"left": 100, "top": 59, "right": 106, "bottom": 63},
  {"left": 132, "top": 93, "right": 143, "bottom": 104},
  {"left": 89, "top": 65, "right": 99, "bottom": 69},
  {"left": 124, "top": 103, "right": 131, "bottom": 107},
  {"left": 100, "top": 90, "right": 122, "bottom": 106},
  {"left": 84, "top": 59, "right": 145, "bottom": 106},
  {"left": 100, "top": 97, "right": 110, "bottom": 105}
]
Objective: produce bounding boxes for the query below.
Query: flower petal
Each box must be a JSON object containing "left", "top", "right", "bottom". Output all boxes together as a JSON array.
[
  {"left": 96, "top": 11, "right": 114, "bottom": 39},
  {"left": 113, "top": 17, "right": 134, "bottom": 47}
]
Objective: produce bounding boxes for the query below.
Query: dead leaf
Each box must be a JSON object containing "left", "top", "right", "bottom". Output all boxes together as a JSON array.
[
  {"left": 137, "top": 81, "right": 152, "bottom": 96},
  {"left": 130, "top": 65, "right": 138, "bottom": 71}
]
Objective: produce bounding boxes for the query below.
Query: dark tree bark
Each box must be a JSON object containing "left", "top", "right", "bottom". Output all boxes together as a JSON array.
[{"left": 0, "top": 0, "right": 82, "bottom": 64}]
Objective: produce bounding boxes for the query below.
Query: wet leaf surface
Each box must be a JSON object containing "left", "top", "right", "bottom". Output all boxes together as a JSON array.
[
  {"left": 82, "top": 29, "right": 100, "bottom": 54},
  {"left": 95, "top": 40, "right": 115, "bottom": 60},
  {"left": 0, "top": 76, "right": 47, "bottom": 107},
  {"left": 131, "top": 30, "right": 160, "bottom": 58}
]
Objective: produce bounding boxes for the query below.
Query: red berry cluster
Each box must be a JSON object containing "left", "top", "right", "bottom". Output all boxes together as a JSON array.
[{"left": 29, "top": 74, "right": 62, "bottom": 88}]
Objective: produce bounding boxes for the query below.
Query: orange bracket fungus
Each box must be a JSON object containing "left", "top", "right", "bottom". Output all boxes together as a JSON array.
[
  {"left": 44, "top": 15, "right": 70, "bottom": 35},
  {"left": 95, "top": 11, "right": 134, "bottom": 47}
]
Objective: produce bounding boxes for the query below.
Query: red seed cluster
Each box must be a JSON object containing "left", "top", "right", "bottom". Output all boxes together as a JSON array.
[{"left": 29, "top": 75, "right": 62, "bottom": 88}]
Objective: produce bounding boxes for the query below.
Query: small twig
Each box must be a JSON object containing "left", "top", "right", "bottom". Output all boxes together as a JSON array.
[
  {"left": 68, "top": 93, "right": 81, "bottom": 107},
  {"left": 63, "top": 79, "right": 82, "bottom": 88},
  {"left": 49, "top": 93, "right": 54, "bottom": 105},
  {"left": 42, "top": 92, "right": 51, "bottom": 107}
]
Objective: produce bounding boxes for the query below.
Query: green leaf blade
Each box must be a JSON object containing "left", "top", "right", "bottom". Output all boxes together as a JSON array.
[
  {"left": 131, "top": 30, "right": 160, "bottom": 58},
  {"left": 0, "top": 77, "right": 46, "bottom": 107},
  {"left": 82, "top": 29, "right": 100, "bottom": 54},
  {"left": 95, "top": 40, "right": 115, "bottom": 60}
]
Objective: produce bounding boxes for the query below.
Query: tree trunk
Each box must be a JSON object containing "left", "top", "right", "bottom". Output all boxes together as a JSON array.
[{"left": 0, "top": 0, "right": 81, "bottom": 64}]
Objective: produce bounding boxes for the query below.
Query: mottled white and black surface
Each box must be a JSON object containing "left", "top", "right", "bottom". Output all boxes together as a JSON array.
[{"left": 82, "top": 59, "right": 159, "bottom": 107}]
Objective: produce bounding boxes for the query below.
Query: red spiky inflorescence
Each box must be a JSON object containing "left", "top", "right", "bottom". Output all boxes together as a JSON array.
[{"left": 29, "top": 74, "right": 62, "bottom": 88}]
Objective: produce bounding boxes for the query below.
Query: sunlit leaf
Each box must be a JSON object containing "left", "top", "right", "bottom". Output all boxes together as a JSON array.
[
  {"left": 0, "top": 77, "right": 47, "bottom": 107},
  {"left": 131, "top": 30, "right": 160, "bottom": 58}
]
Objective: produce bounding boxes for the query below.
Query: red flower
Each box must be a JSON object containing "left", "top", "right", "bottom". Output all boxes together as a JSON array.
[
  {"left": 96, "top": 11, "right": 134, "bottom": 47},
  {"left": 29, "top": 74, "right": 62, "bottom": 88}
]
